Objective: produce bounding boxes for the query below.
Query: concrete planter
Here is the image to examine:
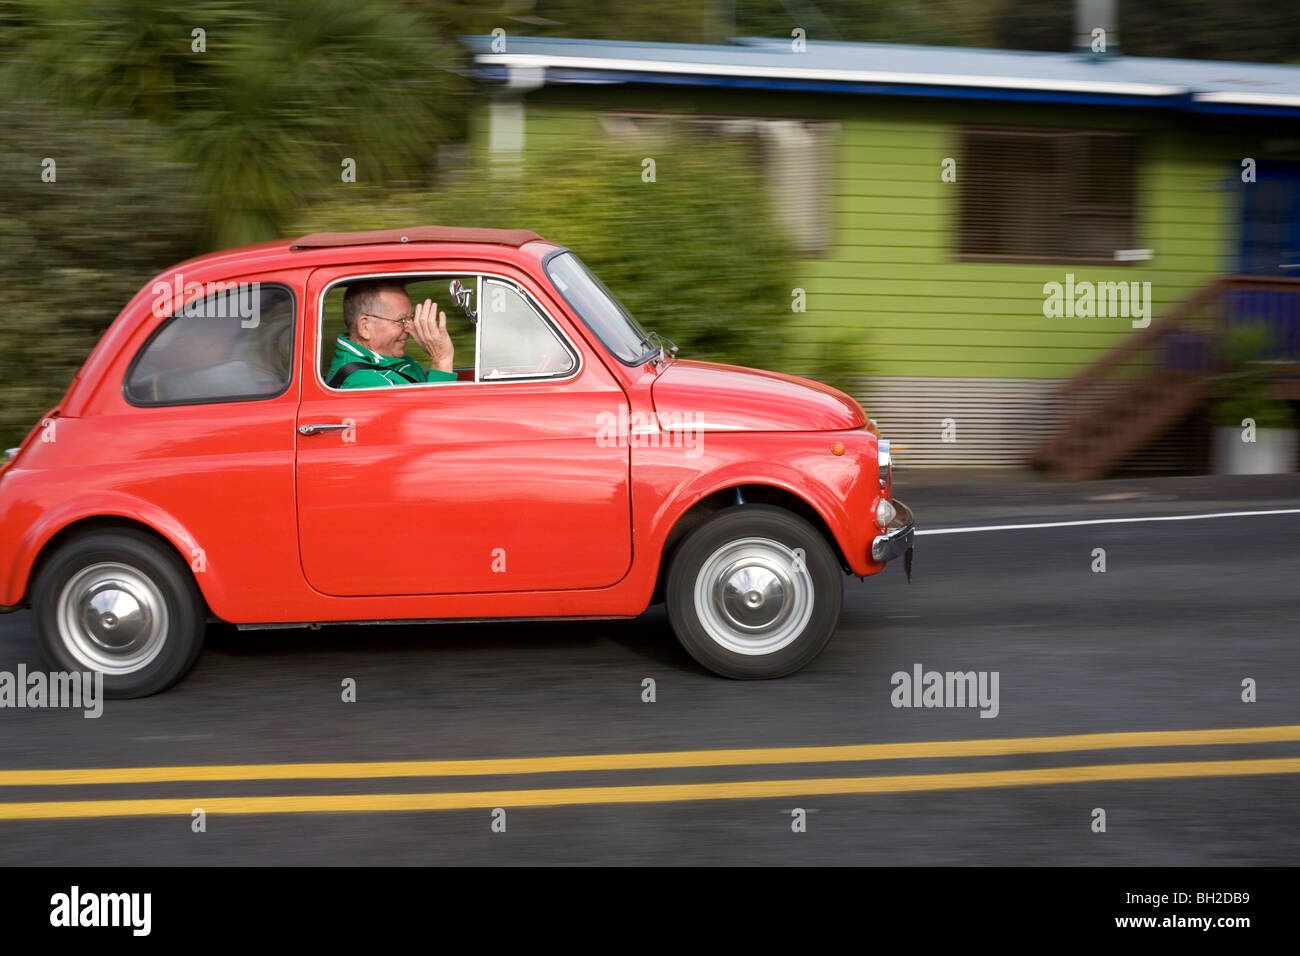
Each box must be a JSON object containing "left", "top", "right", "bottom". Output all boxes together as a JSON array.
[{"left": 1212, "top": 426, "right": 1299, "bottom": 474}]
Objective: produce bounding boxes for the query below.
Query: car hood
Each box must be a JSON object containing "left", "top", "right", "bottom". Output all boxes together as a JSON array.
[{"left": 650, "top": 360, "right": 865, "bottom": 432}]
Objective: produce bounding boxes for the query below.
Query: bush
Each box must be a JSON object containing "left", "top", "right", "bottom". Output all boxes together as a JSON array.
[
  {"left": 0, "top": 100, "right": 203, "bottom": 448},
  {"left": 1210, "top": 322, "right": 1298, "bottom": 430},
  {"left": 293, "top": 139, "right": 797, "bottom": 373}
]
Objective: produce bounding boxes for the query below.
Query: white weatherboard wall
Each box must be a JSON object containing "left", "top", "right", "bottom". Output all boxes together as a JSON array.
[{"left": 855, "top": 377, "right": 1067, "bottom": 468}]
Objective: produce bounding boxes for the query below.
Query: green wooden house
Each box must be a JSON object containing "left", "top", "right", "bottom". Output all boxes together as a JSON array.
[{"left": 464, "top": 35, "right": 1300, "bottom": 474}]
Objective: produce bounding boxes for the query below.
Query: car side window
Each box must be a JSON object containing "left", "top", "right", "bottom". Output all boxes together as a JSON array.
[
  {"left": 320, "top": 275, "right": 479, "bottom": 386},
  {"left": 125, "top": 283, "right": 295, "bottom": 405},
  {"left": 478, "top": 279, "right": 577, "bottom": 380}
]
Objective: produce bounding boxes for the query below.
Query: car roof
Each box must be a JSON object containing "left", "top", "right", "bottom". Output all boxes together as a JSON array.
[
  {"left": 290, "top": 226, "right": 544, "bottom": 249},
  {"left": 150, "top": 226, "right": 556, "bottom": 281}
]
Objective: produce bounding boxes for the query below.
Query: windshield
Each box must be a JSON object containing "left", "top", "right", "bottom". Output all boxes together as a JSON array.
[{"left": 545, "top": 251, "right": 656, "bottom": 366}]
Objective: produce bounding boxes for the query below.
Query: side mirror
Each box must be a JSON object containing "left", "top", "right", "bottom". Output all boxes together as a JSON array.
[{"left": 449, "top": 279, "right": 477, "bottom": 324}]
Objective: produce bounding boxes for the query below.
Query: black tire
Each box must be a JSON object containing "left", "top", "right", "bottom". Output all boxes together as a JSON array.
[
  {"left": 665, "top": 505, "right": 843, "bottom": 679},
  {"left": 32, "top": 529, "right": 207, "bottom": 698}
]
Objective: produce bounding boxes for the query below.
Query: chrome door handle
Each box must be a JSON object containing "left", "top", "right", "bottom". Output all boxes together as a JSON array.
[{"left": 298, "top": 423, "right": 351, "bottom": 436}]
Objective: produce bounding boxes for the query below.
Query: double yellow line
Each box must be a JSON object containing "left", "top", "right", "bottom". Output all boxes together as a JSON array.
[{"left": 2, "top": 724, "right": 1298, "bottom": 820}]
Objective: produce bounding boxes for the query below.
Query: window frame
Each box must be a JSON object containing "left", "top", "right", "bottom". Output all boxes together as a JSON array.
[
  {"left": 478, "top": 276, "right": 581, "bottom": 382},
  {"left": 123, "top": 280, "right": 297, "bottom": 408},
  {"left": 955, "top": 125, "right": 1142, "bottom": 266},
  {"left": 542, "top": 248, "right": 656, "bottom": 368},
  {"left": 314, "top": 269, "right": 583, "bottom": 393}
]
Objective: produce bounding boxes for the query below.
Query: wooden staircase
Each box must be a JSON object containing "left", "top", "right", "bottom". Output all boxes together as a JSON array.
[{"left": 1032, "top": 276, "right": 1300, "bottom": 480}]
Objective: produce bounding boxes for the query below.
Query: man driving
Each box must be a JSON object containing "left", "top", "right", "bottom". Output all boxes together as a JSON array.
[{"left": 326, "top": 280, "right": 456, "bottom": 388}]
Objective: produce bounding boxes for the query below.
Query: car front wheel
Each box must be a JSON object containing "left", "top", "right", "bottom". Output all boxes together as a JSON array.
[
  {"left": 32, "top": 529, "right": 207, "bottom": 698},
  {"left": 666, "top": 505, "right": 843, "bottom": 678}
]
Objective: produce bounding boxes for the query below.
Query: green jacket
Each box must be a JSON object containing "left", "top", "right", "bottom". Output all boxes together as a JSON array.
[{"left": 326, "top": 335, "right": 456, "bottom": 388}]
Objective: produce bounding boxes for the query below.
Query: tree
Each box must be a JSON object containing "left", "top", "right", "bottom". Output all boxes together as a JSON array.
[
  {"left": 993, "top": 0, "right": 1300, "bottom": 63},
  {"left": 3, "top": 0, "right": 466, "bottom": 247},
  {"left": 0, "top": 100, "right": 204, "bottom": 446}
]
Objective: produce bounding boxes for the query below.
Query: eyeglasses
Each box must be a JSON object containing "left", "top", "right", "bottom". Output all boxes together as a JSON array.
[{"left": 364, "top": 311, "right": 415, "bottom": 329}]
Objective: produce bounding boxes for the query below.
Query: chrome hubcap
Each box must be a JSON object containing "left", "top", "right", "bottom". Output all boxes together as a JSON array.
[
  {"left": 695, "top": 538, "right": 814, "bottom": 655},
  {"left": 721, "top": 566, "right": 786, "bottom": 629},
  {"left": 57, "top": 563, "right": 168, "bottom": 674}
]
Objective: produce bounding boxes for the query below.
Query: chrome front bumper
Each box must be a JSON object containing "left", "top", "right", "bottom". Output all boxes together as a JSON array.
[{"left": 871, "top": 498, "right": 915, "bottom": 566}]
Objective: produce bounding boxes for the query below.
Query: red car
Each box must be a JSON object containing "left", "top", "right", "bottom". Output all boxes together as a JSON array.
[{"left": 0, "top": 227, "right": 914, "bottom": 696}]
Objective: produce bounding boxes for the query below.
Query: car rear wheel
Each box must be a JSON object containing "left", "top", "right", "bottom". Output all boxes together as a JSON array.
[
  {"left": 666, "top": 505, "right": 843, "bottom": 678},
  {"left": 32, "top": 529, "right": 207, "bottom": 698}
]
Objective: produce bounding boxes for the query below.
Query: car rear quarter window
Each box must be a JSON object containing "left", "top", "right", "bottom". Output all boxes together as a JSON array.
[{"left": 125, "top": 283, "right": 295, "bottom": 405}]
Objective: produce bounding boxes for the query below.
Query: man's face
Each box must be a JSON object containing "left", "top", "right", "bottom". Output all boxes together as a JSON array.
[{"left": 356, "top": 288, "right": 414, "bottom": 358}]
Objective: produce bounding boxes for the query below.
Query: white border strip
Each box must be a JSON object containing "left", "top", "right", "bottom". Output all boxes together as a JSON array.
[
  {"left": 477, "top": 52, "right": 1185, "bottom": 97},
  {"left": 1194, "top": 92, "right": 1300, "bottom": 108},
  {"left": 917, "top": 508, "right": 1300, "bottom": 536}
]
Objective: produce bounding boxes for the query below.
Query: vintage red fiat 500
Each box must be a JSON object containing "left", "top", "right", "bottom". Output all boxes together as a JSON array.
[{"left": 0, "top": 227, "right": 913, "bottom": 697}]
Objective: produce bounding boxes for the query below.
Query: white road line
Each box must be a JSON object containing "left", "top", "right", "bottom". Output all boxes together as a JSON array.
[{"left": 916, "top": 508, "right": 1300, "bottom": 536}]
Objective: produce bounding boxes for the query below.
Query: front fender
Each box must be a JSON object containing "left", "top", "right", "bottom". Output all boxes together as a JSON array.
[{"left": 633, "top": 430, "right": 880, "bottom": 579}]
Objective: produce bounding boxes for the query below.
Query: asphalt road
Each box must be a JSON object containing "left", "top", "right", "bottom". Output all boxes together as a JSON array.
[{"left": 0, "top": 473, "right": 1297, "bottom": 865}]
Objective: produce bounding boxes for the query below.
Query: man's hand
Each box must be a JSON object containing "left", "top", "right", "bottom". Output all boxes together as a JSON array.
[{"left": 411, "top": 298, "right": 454, "bottom": 373}]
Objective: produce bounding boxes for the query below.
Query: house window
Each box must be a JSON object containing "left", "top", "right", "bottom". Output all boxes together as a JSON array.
[
  {"left": 602, "top": 112, "right": 837, "bottom": 256},
  {"left": 957, "top": 127, "right": 1140, "bottom": 263}
]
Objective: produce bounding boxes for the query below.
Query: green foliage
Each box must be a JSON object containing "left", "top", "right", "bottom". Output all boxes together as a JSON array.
[
  {"left": 1210, "top": 323, "right": 1298, "bottom": 429},
  {"left": 294, "top": 139, "right": 798, "bottom": 373},
  {"left": 802, "top": 329, "right": 874, "bottom": 399},
  {"left": 1213, "top": 392, "right": 1297, "bottom": 430},
  {"left": 735, "top": 0, "right": 999, "bottom": 47},
  {"left": 3, "top": 0, "right": 464, "bottom": 247},
  {"left": 0, "top": 100, "right": 204, "bottom": 448},
  {"left": 992, "top": 0, "right": 1300, "bottom": 63},
  {"left": 1120, "top": 0, "right": 1300, "bottom": 64},
  {"left": 444, "top": 0, "right": 726, "bottom": 43}
]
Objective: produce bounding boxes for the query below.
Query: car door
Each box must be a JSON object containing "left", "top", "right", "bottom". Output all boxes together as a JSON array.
[{"left": 294, "top": 262, "right": 633, "bottom": 597}]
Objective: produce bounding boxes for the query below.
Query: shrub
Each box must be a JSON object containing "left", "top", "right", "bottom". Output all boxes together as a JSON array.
[{"left": 293, "top": 139, "right": 797, "bottom": 373}]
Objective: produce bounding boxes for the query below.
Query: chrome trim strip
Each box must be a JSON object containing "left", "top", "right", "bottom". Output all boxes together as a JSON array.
[{"left": 658, "top": 422, "right": 747, "bottom": 432}]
